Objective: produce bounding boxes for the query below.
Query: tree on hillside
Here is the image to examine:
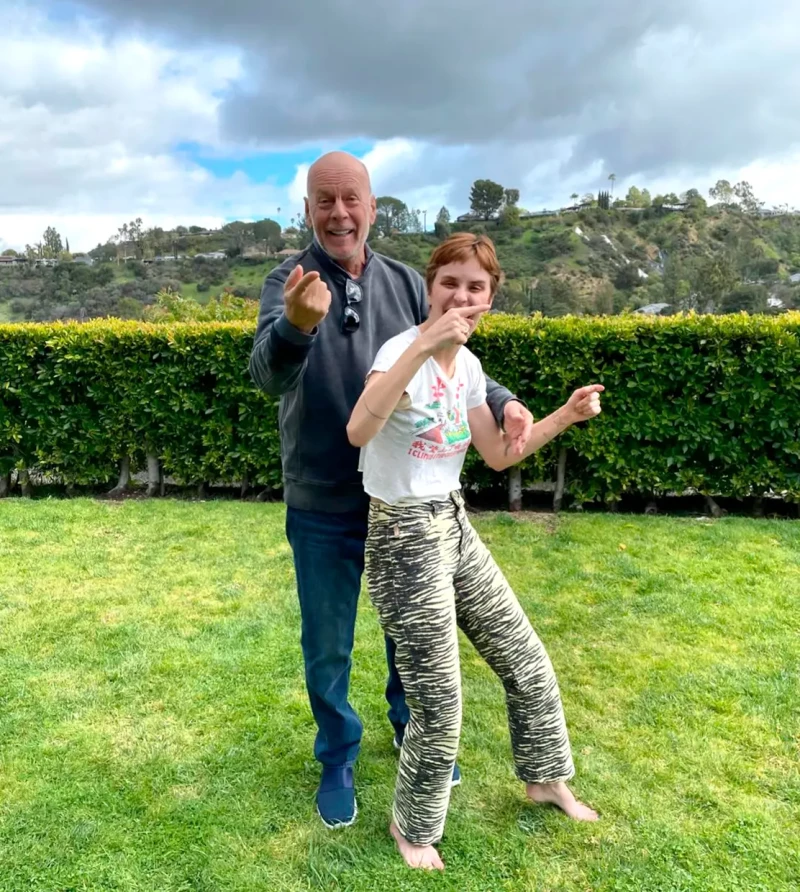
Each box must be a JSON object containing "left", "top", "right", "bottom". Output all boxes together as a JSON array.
[
  {"left": 597, "top": 190, "right": 611, "bottom": 210},
  {"left": 641, "top": 188, "right": 652, "bottom": 208},
  {"left": 2, "top": 248, "right": 18, "bottom": 256},
  {"left": 469, "top": 179, "right": 505, "bottom": 219},
  {"left": 127, "top": 218, "right": 145, "bottom": 258},
  {"left": 42, "top": 226, "right": 63, "bottom": 259},
  {"left": 719, "top": 284, "right": 768, "bottom": 314},
  {"left": 709, "top": 179, "right": 735, "bottom": 205},
  {"left": 406, "top": 208, "right": 423, "bottom": 234},
  {"left": 625, "top": 186, "right": 644, "bottom": 207},
  {"left": 290, "top": 213, "right": 313, "bottom": 249},
  {"left": 499, "top": 204, "right": 521, "bottom": 228},
  {"left": 145, "top": 226, "right": 168, "bottom": 258},
  {"left": 529, "top": 276, "right": 580, "bottom": 316},
  {"left": 692, "top": 254, "right": 739, "bottom": 311},
  {"left": 434, "top": 206, "right": 451, "bottom": 239},
  {"left": 375, "top": 196, "right": 410, "bottom": 237},
  {"left": 253, "top": 218, "right": 283, "bottom": 252},
  {"left": 733, "top": 181, "right": 764, "bottom": 215},
  {"left": 615, "top": 264, "right": 645, "bottom": 290},
  {"left": 113, "top": 224, "right": 132, "bottom": 262},
  {"left": 570, "top": 193, "right": 579, "bottom": 205},
  {"left": 608, "top": 173, "right": 617, "bottom": 195},
  {"left": 682, "top": 188, "right": 707, "bottom": 210},
  {"left": 223, "top": 221, "right": 254, "bottom": 253},
  {"left": 503, "top": 188, "right": 520, "bottom": 207}
]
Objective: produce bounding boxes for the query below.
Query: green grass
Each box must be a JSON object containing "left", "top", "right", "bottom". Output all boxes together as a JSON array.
[
  {"left": 0, "top": 501, "right": 798, "bottom": 891},
  {"left": 0, "top": 300, "right": 11, "bottom": 322}
]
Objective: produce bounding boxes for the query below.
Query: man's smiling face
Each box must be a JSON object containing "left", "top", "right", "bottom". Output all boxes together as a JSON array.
[{"left": 305, "top": 152, "right": 376, "bottom": 270}]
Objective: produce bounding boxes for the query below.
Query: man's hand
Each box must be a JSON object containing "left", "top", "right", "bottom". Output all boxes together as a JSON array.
[
  {"left": 503, "top": 400, "right": 534, "bottom": 457},
  {"left": 284, "top": 265, "right": 331, "bottom": 334},
  {"left": 561, "top": 384, "right": 604, "bottom": 425}
]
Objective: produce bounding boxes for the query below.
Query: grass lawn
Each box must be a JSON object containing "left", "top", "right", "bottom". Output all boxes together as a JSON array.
[{"left": 0, "top": 500, "right": 798, "bottom": 891}]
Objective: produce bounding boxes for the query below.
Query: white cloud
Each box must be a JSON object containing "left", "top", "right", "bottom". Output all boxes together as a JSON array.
[
  {"left": 4, "top": 2, "right": 800, "bottom": 255},
  {"left": 0, "top": 5, "right": 257, "bottom": 251}
]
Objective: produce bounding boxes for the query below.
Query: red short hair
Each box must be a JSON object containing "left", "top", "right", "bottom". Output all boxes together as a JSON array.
[{"left": 425, "top": 232, "right": 503, "bottom": 296}]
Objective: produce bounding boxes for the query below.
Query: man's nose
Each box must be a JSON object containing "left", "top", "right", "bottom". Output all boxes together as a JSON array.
[{"left": 331, "top": 198, "right": 349, "bottom": 219}]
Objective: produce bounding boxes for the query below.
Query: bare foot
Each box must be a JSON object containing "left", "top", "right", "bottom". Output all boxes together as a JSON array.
[
  {"left": 390, "top": 821, "right": 445, "bottom": 870},
  {"left": 526, "top": 781, "right": 599, "bottom": 821}
]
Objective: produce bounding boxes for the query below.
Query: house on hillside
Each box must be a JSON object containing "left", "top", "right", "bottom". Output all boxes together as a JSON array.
[
  {"left": 635, "top": 303, "right": 673, "bottom": 316},
  {"left": 0, "top": 254, "right": 15, "bottom": 266},
  {"left": 272, "top": 247, "right": 300, "bottom": 259},
  {"left": 71, "top": 255, "right": 94, "bottom": 266}
]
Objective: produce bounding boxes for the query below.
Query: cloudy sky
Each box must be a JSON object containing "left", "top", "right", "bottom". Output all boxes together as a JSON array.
[{"left": 2, "top": 0, "right": 800, "bottom": 252}]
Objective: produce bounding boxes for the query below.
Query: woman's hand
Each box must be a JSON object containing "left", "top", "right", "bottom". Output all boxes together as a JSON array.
[
  {"left": 560, "top": 384, "right": 604, "bottom": 426},
  {"left": 418, "top": 305, "right": 490, "bottom": 355}
]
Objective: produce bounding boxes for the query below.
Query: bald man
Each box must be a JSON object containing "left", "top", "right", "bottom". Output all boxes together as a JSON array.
[{"left": 249, "top": 151, "right": 533, "bottom": 829}]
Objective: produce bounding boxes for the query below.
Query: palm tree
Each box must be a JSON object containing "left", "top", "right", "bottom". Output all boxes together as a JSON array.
[
  {"left": 570, "top": 193, "right": 579, "bottom": 205},
  {"left": 608, "top": 173, "right": 617, "bottom": 196}
]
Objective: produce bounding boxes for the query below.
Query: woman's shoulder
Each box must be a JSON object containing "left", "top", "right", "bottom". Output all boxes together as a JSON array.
[{"left": 460, "top": 345, "right": 485, "bottom": 377}]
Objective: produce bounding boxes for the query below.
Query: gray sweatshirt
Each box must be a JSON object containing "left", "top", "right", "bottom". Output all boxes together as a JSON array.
[{"left": 249, "top": 238, "right": 519, "bottom": 513}]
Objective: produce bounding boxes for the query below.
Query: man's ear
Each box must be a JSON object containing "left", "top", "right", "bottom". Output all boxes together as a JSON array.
[
  {"left": 304, "top": 197, "right": 312, "bottom": 229},
  {"left": 368, "top": 194, "right": 377, "bottom": 225}
]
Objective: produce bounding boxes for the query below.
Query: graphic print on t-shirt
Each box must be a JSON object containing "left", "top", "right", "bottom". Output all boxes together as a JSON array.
[{"left": 408, "top": 375, "right": 471, "bottom": 461}]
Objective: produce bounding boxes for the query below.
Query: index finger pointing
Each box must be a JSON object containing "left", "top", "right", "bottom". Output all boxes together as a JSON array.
[{"left": 453, "top": 304, "right": 492, "bottom": 317}]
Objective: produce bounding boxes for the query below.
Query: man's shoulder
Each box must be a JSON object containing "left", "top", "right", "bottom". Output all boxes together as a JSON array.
[{"left": 369, "top": 250, "right": 424, "bottom": 288}]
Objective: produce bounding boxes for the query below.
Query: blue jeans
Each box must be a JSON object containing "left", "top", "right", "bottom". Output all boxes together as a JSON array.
[{"left": 285, "top": 505, "right": 409, "bottom": 766}]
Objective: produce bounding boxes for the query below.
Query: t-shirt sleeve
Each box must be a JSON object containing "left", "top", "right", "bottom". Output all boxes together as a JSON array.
[
  {"left": 369, "top": 332, "right": 413, "bottom": 375},
  {"left": 465, "top": 351, "right": 487, "bottom": 409},
  {"left": 367, "top": 331, "right": 425, "bottom": 403}
]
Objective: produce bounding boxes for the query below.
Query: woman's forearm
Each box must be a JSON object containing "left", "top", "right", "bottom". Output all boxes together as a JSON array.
[
  {"left": 491, "top": 406, "right": 572, "bottom": 471},
  {"left": 346, "top": 341, "right": 430, "bottom": 447}
]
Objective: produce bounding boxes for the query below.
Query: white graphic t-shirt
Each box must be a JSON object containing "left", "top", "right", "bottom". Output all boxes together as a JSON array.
[{"left": 359, "top": 326, "right": 487, "bottom": 505}]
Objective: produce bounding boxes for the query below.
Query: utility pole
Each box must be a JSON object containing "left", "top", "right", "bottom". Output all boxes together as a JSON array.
[{"left": 422, "top": 210, "right": 427, "bottom": 232}]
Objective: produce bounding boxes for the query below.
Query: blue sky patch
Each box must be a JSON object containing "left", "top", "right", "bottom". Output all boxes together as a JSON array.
[{"left": 177, "top": 139, "right": 374, "bottom": 187}]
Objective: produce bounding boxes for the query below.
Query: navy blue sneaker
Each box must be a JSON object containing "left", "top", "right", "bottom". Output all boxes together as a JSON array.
[
  {"left": 393, "top": 733, "right": 461, "bottom": 787},
  {"left": 316, "top": 764, "right": 357, "bottom": 829}
]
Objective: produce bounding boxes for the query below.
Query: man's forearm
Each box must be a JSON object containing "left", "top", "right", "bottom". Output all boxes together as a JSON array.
[{"left": 249, "top": 311, "right": 315, "bottom": 396}]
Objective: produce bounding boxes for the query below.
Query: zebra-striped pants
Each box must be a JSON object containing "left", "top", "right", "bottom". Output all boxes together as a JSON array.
[{"left": 364, "top": 490, "right": 575, "bottom": 845}]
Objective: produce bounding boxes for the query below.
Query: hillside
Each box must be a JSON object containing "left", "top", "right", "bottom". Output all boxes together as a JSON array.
[
  {"left": 0, "top": 255, "right": 278, "bottom": 323},
  {"left": 374, "top": 203, "right": 800, "bottom": 316},
  {"left": 3, "top": 202, "right": 800, "bottom": 322}
]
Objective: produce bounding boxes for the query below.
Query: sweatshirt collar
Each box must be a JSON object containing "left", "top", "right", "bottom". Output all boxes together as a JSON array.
[{"left": 310, "top": 236, "right": 373, "bottom": 283}]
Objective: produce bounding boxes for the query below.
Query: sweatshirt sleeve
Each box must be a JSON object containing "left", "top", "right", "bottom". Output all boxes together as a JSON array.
[
  {"left": 485, "top": 374, "right": 525, "bottom": 429},
  {"left": 249, "top": 261, "right": 316, "bottom": 396}
]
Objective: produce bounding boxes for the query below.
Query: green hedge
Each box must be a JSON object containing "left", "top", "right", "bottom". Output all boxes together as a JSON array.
[{"left": 1, "top": 314, "right": 799, "bottom": 502}]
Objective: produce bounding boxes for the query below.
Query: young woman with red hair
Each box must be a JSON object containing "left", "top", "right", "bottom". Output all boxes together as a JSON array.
[{"left": 347, "top": 233, "right": 603, "bottom": 871}]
